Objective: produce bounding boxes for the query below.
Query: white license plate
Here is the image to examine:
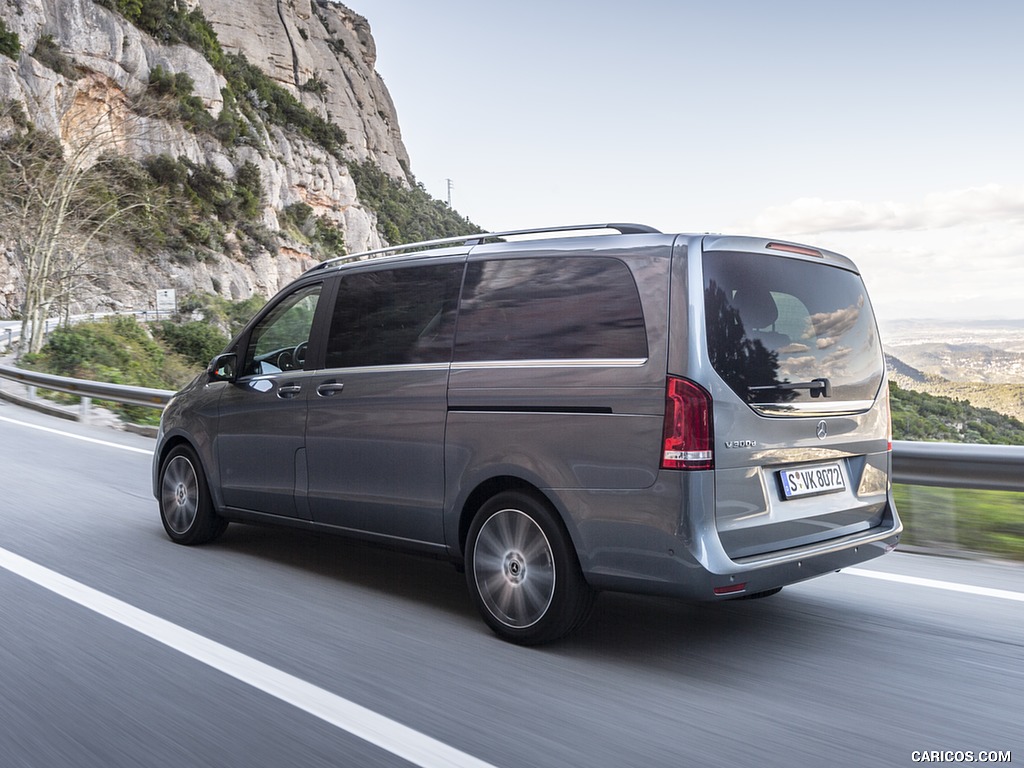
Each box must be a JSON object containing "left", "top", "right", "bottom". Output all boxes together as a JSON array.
[{"left": 779, "top": 463, "right": 846, "bottom": 500}]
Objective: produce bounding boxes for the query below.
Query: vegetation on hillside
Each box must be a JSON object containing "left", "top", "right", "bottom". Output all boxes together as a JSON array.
[
  {"left": 29, "top": 1, "right": 477, "bottom": 257},
  {"left": 0, "top": 114, "right": 161, "bottom": 353},
  {"left": 21, "top": 316, "right": 199, "bottom": 423},
  {"left": 896, "top": 379, "right": 1024, "bottom": 424},
  {"left": 889, "top": 382, "right": 1024, "bottom": 445},
  {"left": 0, "top": 2, "right": 478, "bottom": 347},
  {"left": 19, "top": 293, "right": 267, "bottom": 421},
  {"left": 104, "top": 0, "right": 475, "bottom": 244},
  {"left": 348, "top": 160, "right": 478, "bottom": 245},
  {"left": 175, "top": 292, "right": 266, "bottom": 338},
  {"left": 0, "top": 116, "right": 276, "bottom": 310}
]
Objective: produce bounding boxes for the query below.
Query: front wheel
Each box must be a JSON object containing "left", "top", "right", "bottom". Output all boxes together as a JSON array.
[
  {"left": 158, "top": 445, "right": 228, "bottom": 545},
  {"left": 465, "top": 491, "right": 594, "bottom": 645}
]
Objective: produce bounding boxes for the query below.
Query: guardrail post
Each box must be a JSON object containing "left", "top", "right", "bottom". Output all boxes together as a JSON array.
[
  {"left": 80, "top": 395, "right": 92, "bottom": 422},
  {"left": 27, "top": 385, "right": 36, "bottom": 400}
]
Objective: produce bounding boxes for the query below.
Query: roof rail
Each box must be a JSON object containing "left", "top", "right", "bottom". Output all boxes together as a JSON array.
[{"left": 307, "top": 222, "right": 662, "bottom": 273}]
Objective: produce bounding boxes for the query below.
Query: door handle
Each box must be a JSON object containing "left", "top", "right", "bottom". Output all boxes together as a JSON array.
[
  {"left": 316, "top": 381, "right": 345, "bottom": 397},
  {"left": 277, "top": 383, "right": 302, "bottom": 398}
]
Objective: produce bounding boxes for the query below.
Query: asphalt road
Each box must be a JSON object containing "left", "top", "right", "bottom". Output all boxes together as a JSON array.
[{"left": 0, "top": 402, "right": 1020, "bottom": 768}]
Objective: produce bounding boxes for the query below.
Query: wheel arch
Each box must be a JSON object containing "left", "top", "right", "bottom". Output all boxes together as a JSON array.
[
  {"left": 153, "top": 433, "right": 216, "bottom": 505},
  {"left": 455, "top": 476, "right": 581, "bottom": 565}
]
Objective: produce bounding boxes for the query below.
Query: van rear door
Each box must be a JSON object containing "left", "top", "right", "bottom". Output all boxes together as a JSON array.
[{"left": 700, "top": 238, "right": 891, "bottom": 560}]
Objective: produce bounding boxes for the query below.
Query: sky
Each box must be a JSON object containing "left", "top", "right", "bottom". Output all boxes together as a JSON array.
[{"left": 345, "top": 0, "right": 1024, "bottom": 324}]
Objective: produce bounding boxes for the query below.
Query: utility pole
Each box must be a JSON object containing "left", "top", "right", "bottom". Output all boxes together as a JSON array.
[{"left": 446, "top": 178, "right": 453, "bottom": 208}]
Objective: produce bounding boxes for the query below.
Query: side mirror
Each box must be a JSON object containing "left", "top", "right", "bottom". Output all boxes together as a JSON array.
[{"left": 208, "top": 353, "right": 238, "bottom": 382}]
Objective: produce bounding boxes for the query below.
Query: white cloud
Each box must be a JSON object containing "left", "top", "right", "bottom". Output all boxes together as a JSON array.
[
  {"left": 747, "top": 184, "right": 1024, "bottom": 235},
  {"left": 741, "top": 186, "right": 1024, "bottom": 322}
]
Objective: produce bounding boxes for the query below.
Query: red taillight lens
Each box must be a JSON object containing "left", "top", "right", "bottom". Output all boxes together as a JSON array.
[
  {"left": 661, "top": 377, "right": 714, "bottom": 470},
  {"left": 881, "top": 384, "right": 893, "bottom": 452}
]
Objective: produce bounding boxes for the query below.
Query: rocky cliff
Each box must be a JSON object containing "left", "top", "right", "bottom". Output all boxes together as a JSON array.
[
  {"left": 0, "top": 0, "right": 417, "bottom": 319},
  {"left": 194, "top": 0, "right": 410, "bottom": 180}
]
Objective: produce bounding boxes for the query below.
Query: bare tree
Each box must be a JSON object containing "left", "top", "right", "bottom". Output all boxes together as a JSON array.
[{"left": 0, "top": 99, "right": 149, "bottom": 355}]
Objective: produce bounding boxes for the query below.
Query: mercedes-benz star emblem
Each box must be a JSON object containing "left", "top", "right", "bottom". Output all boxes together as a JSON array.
[{"left": 816, "top": 420, "right": 828, "bottom": 440}]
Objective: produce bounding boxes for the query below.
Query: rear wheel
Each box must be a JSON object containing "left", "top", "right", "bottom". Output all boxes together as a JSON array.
[
  {"left": 465, "top": 491, "right": 594, "bottom": 645},
  {"left": 159, "top": 445, "right": 228, "bottom": 545}
]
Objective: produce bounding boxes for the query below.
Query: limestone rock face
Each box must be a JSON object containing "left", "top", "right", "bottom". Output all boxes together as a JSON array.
[
  {"left": 0, "top": 0, "right": 405, "bottom": 318},
  {"left": 195, "top": 0, "right": 411, "bottom": 180}
]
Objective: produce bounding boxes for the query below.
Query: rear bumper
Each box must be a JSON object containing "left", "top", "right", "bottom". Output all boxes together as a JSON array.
[
  {"left": 562, "top": 472, "right": 902, "bottom": 600},
  {"left": 700, "top": 506, "right": 902, "bottom": 598}
]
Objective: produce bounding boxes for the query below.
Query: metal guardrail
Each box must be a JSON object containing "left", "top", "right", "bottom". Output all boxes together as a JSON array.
[
  {"left": 891, "top": 440, "right": 1023, "bottom": 493},
  {"left": 0, "top": 362, "right": 173, "bottom": 410},
  {"left": 0, "top": 363, "right": 1021, "bottom": 492}
]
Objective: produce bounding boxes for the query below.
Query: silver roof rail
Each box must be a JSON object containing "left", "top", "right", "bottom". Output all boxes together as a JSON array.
[{"left": 307, "top": 222, "right": 662, "bottom": 273}]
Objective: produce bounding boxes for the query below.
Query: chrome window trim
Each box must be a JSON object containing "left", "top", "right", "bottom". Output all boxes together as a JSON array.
[
  {"left": 751, "top": 399, "right": 875, "bottom": 417},
  {"left": 314, "top": 362, "right": 453, "bottom": 375},
  {"left": 452, "top": 358, "right": 649, "bottom": 370},
  {"left": 308, "top": 359, "right": 649, "bottom": 374}
]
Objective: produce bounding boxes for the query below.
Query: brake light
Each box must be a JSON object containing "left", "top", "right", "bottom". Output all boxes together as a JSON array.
[
  {"left": 662, "top": 377, "right": 714, "bottom": 470},
  {"left": 883, "top": 385, "right": 893, "bottom": 452},
  {"left": 766, "top": 242, "right": 824, "bottom": 258}
]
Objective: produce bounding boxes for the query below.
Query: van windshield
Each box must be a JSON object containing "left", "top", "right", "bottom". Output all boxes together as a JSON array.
[{"left": 703, "top": 251, "right": 884, "bottom": 414}]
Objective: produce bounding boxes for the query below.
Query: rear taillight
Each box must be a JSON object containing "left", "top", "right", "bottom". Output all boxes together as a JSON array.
[
  {"left": 882, "top": 384, "right": 893, "bottom": 452},
  {"left": 661, "top": 377, "right": 714, "bottom": 470}
]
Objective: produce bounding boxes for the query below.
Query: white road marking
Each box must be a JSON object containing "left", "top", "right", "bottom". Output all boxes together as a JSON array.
[
  {"left": 0, "top": 546, "right": 497, "bottom": 768},
  {"left": 0, "top": 415, "right": 152, "bottom": 455},
  {"left": 845, "top": 567, "right": 1024, "bottom": 602}
]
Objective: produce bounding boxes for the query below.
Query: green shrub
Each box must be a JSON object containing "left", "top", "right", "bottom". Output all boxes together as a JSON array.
[
  {"left": 154, "top": 320, "right": 228, "bottom": 366},
  {"left": 145, "top": 65, "right": 215, "bottom": 132},
  {"left": 281, "top": 202, "right": 313, "bottom": 233},
  {"left": 301, "top": 74, "right": 328, "bottom": 96},
  {"left": 221, "top": 53, "right": 346, "bottom": 154},
  {"left": 0, "top": 19, "right": 20, "bottom": 59},
  {"left": 1, "top": 99, "right": 29, "bottom": 128},
  {"left": 25, "top": 316, "right": 205, "bottom": 424},
  {"left": 179, "top": 292, "right": 265, "bottom": 337},
  {"left": 31, "top": 35, "right": 76, "bottom": 78}
]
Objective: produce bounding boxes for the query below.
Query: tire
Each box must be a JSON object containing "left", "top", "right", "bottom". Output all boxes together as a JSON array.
[
  {"left": 158, "top": 444, "right": 228, "bottom": 545},
  {"left": 465, "top": 490, "right": 594, "bottom": 645}
]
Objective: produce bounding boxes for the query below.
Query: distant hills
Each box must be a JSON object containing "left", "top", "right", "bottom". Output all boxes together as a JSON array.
[
  {"left": 885, "top": 343, "right": 1024, "bottom": 384},
  {"left": 881, "top": 319, "right": 1024, "bottom": 437}
]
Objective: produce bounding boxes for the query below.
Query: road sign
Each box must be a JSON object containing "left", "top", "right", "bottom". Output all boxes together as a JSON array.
[{"left": 156, "top": 289, "right": 176, "bottom": 314}]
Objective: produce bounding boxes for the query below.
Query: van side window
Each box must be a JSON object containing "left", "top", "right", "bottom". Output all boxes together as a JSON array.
[
  {"left": 243, "top": 283, "right": 322, "bottom": 375},
  {"left": 454, "top": 258, "right": 647, "bottom": 362},
  {"left": 325, "top": 263, "right": 463, "bottom": 368}
]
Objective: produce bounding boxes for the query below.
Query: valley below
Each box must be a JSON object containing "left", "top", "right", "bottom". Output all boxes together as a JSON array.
[{"left": 882, "top": 319, "right": 1024, "bottom": 422}]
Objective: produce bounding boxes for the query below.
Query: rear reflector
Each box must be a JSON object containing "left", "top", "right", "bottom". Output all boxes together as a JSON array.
[
  {"left": 662, "top": 377, "right": 713, "bottom": 470},
  {"left": 713, "top": 583, "right": 747, "bottom": 595}
]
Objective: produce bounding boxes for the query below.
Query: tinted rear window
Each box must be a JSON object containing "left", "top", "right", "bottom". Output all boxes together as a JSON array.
[
  {"left": 454, "top": 257, "right": 647, "bottom": 362},
  {"left": 703, "top": 251, "right": 883, "bottom": 407}
]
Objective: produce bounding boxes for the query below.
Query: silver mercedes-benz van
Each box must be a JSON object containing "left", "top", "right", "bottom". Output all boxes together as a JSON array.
[{"left": 153, "top": 223, "right": 901, "bottom": 644}]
